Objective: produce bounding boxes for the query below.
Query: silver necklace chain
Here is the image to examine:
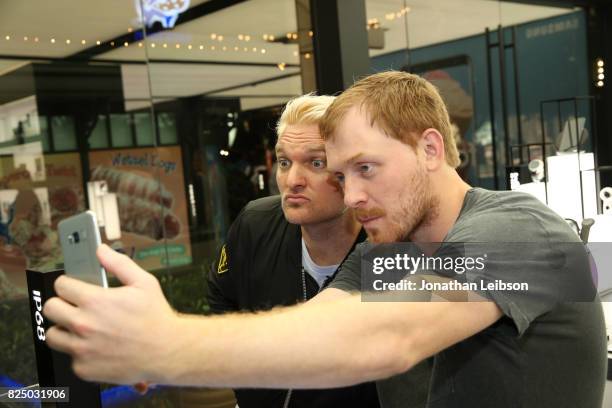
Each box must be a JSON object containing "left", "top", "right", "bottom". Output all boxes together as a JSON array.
[{"left": 283, "top": 267, "right": 319, "bottom": 408}]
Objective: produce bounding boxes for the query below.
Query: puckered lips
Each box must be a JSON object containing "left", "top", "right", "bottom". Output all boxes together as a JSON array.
[{"left": 284, "top": 193, "right": 309, "bottom": 205}]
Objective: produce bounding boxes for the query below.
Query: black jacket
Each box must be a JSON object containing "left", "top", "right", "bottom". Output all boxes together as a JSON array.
[{"left": 207, "top": 196, "right": 379, "bottom": 408}]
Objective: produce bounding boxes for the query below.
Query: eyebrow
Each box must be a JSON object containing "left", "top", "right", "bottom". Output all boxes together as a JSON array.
[
  {"left": 328, "top": 153, "right": 364, "bottom": 173},
  {"left": 345, "top": 153, "right": 364, "bottom": 164},
  {"left": 275, "top": 145, "right": 326, "bottom": 155}
]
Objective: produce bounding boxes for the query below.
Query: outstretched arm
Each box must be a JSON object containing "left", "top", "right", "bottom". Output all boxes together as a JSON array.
[{"left": 44, "top": 245, "right": 501, "bottom": 387}]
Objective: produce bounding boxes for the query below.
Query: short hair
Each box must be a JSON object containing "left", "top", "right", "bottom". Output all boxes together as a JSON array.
[
  {"left": 319, "top": 71, "right": 460, "bottom": 168},
  {"left": 276, "top": 93, "right": 335, "bottom": 139}
]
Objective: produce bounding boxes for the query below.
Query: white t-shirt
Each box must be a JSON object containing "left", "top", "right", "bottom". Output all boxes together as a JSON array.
[{"left": 301, "top": 238, "right": 340, "bottom": 287}]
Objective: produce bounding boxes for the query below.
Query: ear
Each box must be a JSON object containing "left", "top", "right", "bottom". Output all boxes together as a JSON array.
[{"left": 419, "top": 128, "right": 445, "bottom": 171}]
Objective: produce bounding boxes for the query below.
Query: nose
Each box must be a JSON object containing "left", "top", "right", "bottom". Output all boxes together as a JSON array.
[
  {"left": 286, "top": 164, "right": 306, "bottom": 191},
  {"left": 342, "top": 177, "right": 367, "bottom": 208}
]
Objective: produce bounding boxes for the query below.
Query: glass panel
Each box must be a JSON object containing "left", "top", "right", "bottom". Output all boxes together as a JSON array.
[
  {"left": 498, "top": 2, "right": 594, "bottom": 221},
  {"left": 0, "top": 0, "right": 155, "bottom": 397},
  {"left": 110, "top": 113, "right": 132, "bottom": 148},
  {"left": 134, "top": 112, "right": 154, "bottom": 146},
  {"left": 89, "top": 115, "right": 109, "bottom": 149},
  {"left": 39, "top": 115, "right": 50, "bottom": 152},
  {"left": 142, "top": 0, "right": 304, "bottom": 404},
  {"left": 157, "top": 112, "right": 177, "bottom": 145},
  {"left": 51, "top": 116, "right": 77, "bottom": 151}
]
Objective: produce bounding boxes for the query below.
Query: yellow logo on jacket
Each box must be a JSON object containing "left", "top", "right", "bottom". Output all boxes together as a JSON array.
[{"left": 217, "top": 245, "right": 228, "bottom": 274}]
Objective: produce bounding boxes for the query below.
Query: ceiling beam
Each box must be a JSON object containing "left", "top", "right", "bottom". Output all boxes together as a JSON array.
[{"left": 0, "top": 54, "right": 298, "bottom": 69}]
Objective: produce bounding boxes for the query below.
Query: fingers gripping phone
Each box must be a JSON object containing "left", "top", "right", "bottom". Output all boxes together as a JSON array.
[{"left": 58, "top": 211, "right": 108, "bottom": 287}]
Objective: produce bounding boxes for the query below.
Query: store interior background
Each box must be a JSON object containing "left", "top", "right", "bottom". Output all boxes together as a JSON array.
[{"left": 1, "top": 0, "right": 611, "bottom": 406}]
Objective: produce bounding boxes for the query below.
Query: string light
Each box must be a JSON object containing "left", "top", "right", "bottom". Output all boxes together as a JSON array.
[
  {"left": 379, "top": 6, "right": 410, "bottom": 23},
  {"left": 1, "top": 29, "right": 286, "bottom": 61},
  {"left": 367, "top": 18, "right": 380, "bottom": 30},
  {"left": 277, "top": 62, "right": 286, "bottom": 71},
  {"left": 595, "top": 58, "right": 605, "bottom": 88}
]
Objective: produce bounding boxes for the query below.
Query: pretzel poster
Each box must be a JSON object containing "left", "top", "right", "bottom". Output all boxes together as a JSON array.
[{"left": 88, "top": 146, "right": 192, "bottom": 271}]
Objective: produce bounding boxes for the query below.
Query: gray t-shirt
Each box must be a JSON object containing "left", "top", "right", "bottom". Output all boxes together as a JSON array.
[{"left": 329, "top": 188, "right": 607, "bottom": 408}]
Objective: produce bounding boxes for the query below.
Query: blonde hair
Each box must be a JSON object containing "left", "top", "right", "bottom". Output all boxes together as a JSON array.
[
  {"left": 319, "top": 71, "right": 460, "bottom": 168},
  {"left": 276, "top": 93, "right": 335, "bottom": 138}
]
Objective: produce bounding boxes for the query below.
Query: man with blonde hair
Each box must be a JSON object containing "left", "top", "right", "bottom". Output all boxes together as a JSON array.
[
  {"left": 206, "top": 93, "right": 384, "bottom": 407},
  {"left": 44, "top": 72, "right": 605, "bottom": 408}
]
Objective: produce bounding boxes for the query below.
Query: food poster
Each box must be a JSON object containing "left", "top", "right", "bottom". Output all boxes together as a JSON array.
[
  {"left": 88, "top": 146, "right": 192, "bottom": 271},
  {"left": 0, "top": 152, "right": 85, "bottom": 298}
]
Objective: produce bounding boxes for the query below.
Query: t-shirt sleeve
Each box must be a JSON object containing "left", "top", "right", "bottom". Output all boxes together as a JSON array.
[
  {"left": 205, "top": 209, "right": 249, "bottom": 314},
  {"left": 447, "top": 208, "right": 594, "bottom": 337},
  {"left": 327, "top": 245, "right": 364, "bottom": 293}
]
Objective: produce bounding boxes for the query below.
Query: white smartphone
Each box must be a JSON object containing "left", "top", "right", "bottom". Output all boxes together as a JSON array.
[{"left": 58, "top": 211, "right": 108, "bottom": 287}]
